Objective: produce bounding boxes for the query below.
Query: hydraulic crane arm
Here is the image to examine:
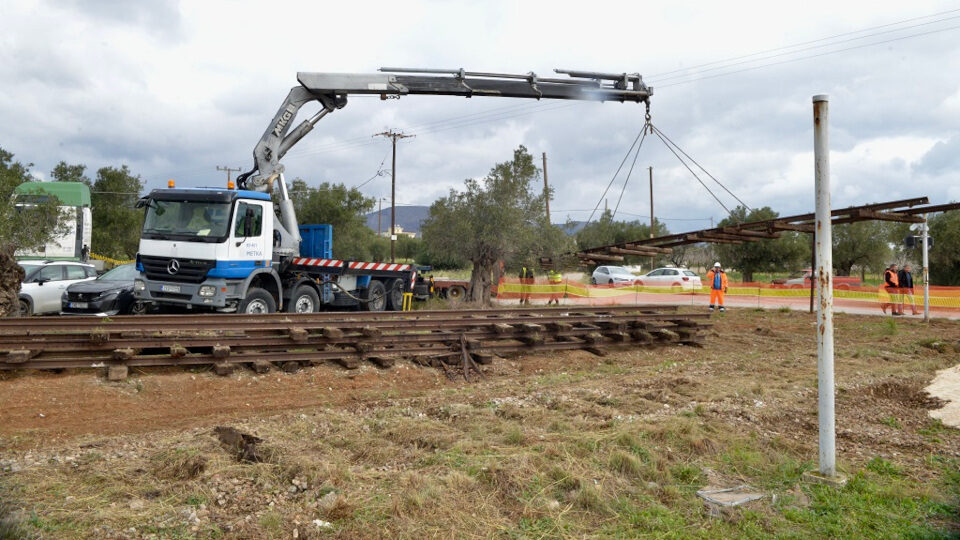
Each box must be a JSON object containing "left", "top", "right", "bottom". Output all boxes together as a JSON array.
[{"left": 237, "top": 67, "right": 652, "bottom": 191}]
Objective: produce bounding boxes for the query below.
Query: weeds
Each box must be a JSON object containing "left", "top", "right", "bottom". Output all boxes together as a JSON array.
[
  {"left": 880, "top": 416, "right": 902, "bottom": 429},
  {"left": 3, "top": 308, "right": 958, "bottom": 538},
  {"left": 882, "top": 318, "right": 898, "bottom": 336}
]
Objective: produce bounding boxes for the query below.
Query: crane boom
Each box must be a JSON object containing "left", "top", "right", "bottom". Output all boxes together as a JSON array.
[{"left": 237, "top": 67, "right": 652, "bottom": 191}]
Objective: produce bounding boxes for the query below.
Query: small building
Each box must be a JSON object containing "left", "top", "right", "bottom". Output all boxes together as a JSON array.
[{"left": 379, "top": 225, "right": 417, "bottom": 239}]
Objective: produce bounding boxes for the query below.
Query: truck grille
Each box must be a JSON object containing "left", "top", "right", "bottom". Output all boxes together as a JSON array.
[{"left": 140, "top": 255, "right": 215, "bottom": 284}]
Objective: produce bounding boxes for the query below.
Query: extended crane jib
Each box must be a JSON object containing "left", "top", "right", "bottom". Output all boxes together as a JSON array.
[{"left": 297, "top": 68, "right": 652, "bottom": 103}]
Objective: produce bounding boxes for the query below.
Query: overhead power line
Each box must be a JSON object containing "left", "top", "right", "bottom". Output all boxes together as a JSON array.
[
  {"left": 652, "top": 20, "right": 960, "bottom": 88},
  {"left": 649, "top": 8, "right": 960, "bottom": 80}
]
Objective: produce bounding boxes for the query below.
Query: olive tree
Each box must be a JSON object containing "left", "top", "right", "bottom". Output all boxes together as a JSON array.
[
  {"left": 0, "top": 148, "right": 66, "bottom": 316},
  {"left": 714, "top": 206, "right": 806, "bottom": 282},
  {"left": 422, "top": 145, "right": 560, "bottom": 304}
]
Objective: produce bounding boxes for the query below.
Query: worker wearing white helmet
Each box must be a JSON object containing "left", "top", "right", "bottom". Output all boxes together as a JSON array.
[{"left": 706, "top": 262, "right": 728, "bottom": 313}]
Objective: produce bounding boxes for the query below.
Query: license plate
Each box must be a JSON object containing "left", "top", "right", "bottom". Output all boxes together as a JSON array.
[
  {"left": 160, "top": 285, "right": 181, "bottom": 293},
  {"left": 69, "top": 301, "right": 88, "bottom": 309}
]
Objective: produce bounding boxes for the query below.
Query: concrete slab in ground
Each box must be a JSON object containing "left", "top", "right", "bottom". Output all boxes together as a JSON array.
[{"left": 926, "top": 364, "right": 960, "bottom": 429}]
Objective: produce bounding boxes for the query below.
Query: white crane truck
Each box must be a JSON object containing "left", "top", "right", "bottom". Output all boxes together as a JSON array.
[{"left": 133, "top": 68, "right": 652, "bottom": 314}]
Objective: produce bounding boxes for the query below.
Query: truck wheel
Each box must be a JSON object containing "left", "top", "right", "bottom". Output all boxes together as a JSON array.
[
  {"left": 239, "top": 288, "right": 276, "bottom": 314},
  {"left": 287, "top": 285, "right": 319, "bottom": 313},
  {"left": 385, "top": 279, "right": 405, "bottom": 311},
  {"left": 128, "top": 301, "right": 148, "bottom": 315},
  {"left": 361, "top": 280, "right": 386, "bottom": 312},
  {"left": 447, "top": 285, "right": 467, "bottom": 302}
]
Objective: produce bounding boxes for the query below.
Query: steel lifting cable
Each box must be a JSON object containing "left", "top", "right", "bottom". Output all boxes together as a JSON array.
[
  {"left": 585, "top": 126, "right": 648, "bottom": 225},
  {"left": 612, "top": 129, "right": 645, "bottom": 219},
  {"left": 651, "top": 125, "right": 752, "bottom": 212},
  {"left": 649, "top": 125, "right": 733, "bottom": 217}
]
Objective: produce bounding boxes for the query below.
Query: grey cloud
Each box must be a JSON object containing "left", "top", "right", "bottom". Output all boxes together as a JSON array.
[
  {"left": 55, "top": 0, "right": 184, "bottom": 41},
  {"left": 913, "top": 134, "right": 960, "bottom": 175}
]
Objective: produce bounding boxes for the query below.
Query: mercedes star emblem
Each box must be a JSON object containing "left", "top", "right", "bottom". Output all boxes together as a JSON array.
[{"left": 167, "top": 259, "right": 180, "bottom": 275}]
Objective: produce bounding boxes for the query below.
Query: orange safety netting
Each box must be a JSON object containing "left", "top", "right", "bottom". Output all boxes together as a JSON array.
[{"left": 496, "top": 278, "right": 960, "bottom": 313}]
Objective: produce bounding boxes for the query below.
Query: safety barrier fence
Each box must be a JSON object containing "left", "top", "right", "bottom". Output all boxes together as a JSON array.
[
  {"left": 496, "top": 278, "right": 960, "bottom": 313},
  {"left": 90, "top": 253, "right": 136, "bottom": 266}
]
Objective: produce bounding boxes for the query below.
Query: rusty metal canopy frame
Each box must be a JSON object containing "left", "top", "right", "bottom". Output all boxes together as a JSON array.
[{"left": 574, "top": 197, "right": 960, "bottom": 264}]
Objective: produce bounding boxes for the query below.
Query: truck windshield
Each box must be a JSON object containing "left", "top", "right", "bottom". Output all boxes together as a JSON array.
[{"left": 142, "top": 200, "right": 231, "bottom": 242}]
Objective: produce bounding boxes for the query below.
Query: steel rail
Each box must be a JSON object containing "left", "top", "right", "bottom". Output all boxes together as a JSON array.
[
  {"left": 0, "top": 305, "right": 679, "bottom": 330},
  {"left": 0, "top": 307, "right": 707, "bottom": 374},
  {"left": 0, "top": 312, "right": 705, "bottom": 340},
  {"left": 0, "top": 322, "right": 703, "bottom": 357}
]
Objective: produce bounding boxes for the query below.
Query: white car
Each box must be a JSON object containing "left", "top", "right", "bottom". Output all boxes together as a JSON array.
[
  {"left": 591, "top": 265, "right": 641, "bottom": 285},
  {"left": 636, "top": 267, "right": 702, "bottom": 291},
  {"left": 18, "top": 261, "right": 97, "bottom": 315}
]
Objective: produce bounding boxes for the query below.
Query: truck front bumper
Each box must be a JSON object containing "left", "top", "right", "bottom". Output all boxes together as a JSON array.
[{"left": 135, "top": 277, "right": 240, "bottom": 309}]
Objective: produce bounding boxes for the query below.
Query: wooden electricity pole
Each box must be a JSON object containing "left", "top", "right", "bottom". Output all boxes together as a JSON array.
[
  {"left": 648, "top": 166, "right": 654, "bottom": 238},
  {"left": 374, "top": 130, "right": 415, "bottom": 262},
  {"left": 542, "top": 152, "right": 551, "bottom": 224},
  {"left": 216, "top": 166, "right": 242, "bottom": 184}
]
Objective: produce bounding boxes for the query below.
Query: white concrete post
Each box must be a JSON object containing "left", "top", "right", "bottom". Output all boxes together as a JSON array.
[
  {"left": 813, "top": 95, "right": 836, "bottom": 477},
  {"left": 922, "top": 214, "right": 930, "bottom": 322}
]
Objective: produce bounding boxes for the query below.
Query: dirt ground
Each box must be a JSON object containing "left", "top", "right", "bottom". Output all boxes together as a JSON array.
[{"left": 1, "top": 308, "right": 958, "bottom": 538}]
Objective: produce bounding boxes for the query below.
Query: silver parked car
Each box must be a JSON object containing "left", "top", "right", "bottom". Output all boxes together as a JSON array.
[
  {"left": 636, "top": 267, "right": 702, "bottom": 291},
  {"left": 591, "top": 265, "right": 641, "bottom": 285},
  {"left": 18, "top": 260, "right": 97, "bottom": 315}
]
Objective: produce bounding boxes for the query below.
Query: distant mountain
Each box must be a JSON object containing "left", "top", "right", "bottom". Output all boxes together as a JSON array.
[
  {"left": 560, "top": 221, "right": 586, "bottom": 236},
  {"left": 365, "top": 206, "right": 431, "bottom": 236}
]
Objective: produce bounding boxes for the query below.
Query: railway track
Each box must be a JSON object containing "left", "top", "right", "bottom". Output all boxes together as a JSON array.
[{"left": 0, "top": 306, "right": 709, "bottom": 379}]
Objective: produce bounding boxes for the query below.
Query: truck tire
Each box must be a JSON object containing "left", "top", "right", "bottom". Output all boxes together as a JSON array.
[
  {"left": 287, "top": 285, "right": 320, "bottom": 313},
  {"left": 385, "top": 278, "right": 405, "bottom": 311},
  {"left": 447, "top": 285, "right": 467, "bottom": 302},
  {"left": 361, "top": 280, "right": 387, "bottom": 312},
  {"left": 239, "top": 287, "right": 276, "bottom": 314}
]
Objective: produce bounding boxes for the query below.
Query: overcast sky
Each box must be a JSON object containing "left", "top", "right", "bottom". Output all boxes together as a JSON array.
[{"left": 2, "top": 0, "right": 959, "bottom": 231}]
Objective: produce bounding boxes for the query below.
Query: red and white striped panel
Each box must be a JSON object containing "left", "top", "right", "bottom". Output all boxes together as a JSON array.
[
  {"left": 291, "top": 258, "right": 344, "bottom": 268},
  {"left": 345, "top": 262, "right": 412, "bottom": 272}
]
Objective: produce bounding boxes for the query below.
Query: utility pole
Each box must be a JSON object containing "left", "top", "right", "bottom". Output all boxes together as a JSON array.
[
  {"left": 809, "top": 94, "right": 843, "bottom": 485},
  {"left": 377, "top": 198, "right": 383, "bottom": 236},
  {"left": 922, "top": 214, "right": 930, "bottom": 322},
  {"left": 374, "top": 130, "right": 415, "bottom": 262},
  {"left": 648, "top": 166, "right": 656, "bottom": 269},
  {"left": 648, "top": 167, "right": 654, "bottom": 238},
  {"left": 542, "top": 152, "right": 551, "bottom": 224},
  {"left": 216, "top": 166, "right": 242, "bottom": 185}
]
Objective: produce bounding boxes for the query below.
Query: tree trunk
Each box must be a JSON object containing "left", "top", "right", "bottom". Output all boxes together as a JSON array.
[
  {"left": 743, "top": 270, "right": 754, "bottom": 283},
  {"left": 468, "top": 259, "right": 494, "bottom": 306},
  {"left": 492, "top": 260, "right": 504, "bottom": 290},
  {"left": 0, "top": 244, "right": 25, "bottom": 317}
]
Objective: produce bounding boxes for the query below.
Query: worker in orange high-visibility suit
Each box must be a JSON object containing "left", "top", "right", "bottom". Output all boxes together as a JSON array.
[{"left": 706, "top": 262, "right": 728, "bottom": 312}]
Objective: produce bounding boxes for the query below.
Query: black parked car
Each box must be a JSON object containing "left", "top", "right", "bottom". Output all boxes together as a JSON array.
[{"left": 61, "top": 263, "right": 149, "bottom": 316}]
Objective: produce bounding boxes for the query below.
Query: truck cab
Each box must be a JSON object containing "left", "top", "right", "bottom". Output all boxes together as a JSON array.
[{"left": 134, "top": 187, "right": 280, "bottom": 311}]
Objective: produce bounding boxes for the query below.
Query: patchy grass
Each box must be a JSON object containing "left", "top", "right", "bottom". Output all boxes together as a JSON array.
[{"left": 1, "top": 308, "right": 958, "bottom": 538}]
